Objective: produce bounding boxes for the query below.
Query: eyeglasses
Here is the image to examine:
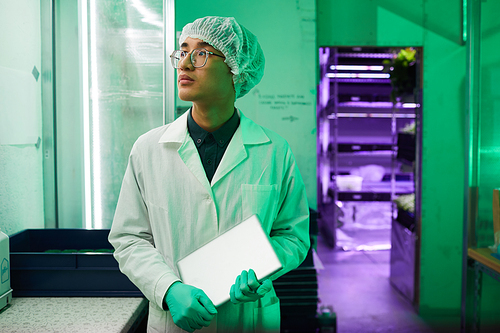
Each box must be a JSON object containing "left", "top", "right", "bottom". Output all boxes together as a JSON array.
[{"left": 170, "top": 48, "right": 225, "bottom": 69}]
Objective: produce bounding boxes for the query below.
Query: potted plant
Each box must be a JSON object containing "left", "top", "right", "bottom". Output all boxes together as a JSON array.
[{"left": 383, "top": 47, "right": 417, "bottom": 104}]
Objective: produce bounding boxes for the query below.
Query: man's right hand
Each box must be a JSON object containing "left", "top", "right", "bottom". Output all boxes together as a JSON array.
[{"left": 165, "top": 282, "right": 217, "bottom": 332}]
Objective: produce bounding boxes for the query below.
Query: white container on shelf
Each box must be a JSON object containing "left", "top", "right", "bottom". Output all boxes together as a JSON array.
[
  {"left": 0, "top": 230, "right": 12, "bottom": 310},
  {"left": 336, "top": 175, "right": 363, "bottom": 191}
]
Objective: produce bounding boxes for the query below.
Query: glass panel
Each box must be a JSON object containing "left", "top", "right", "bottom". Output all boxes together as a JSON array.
[
  {"left": 87, "top": 0, "right": 164, "bottom": 228},
  {"left": 463, "top": 2, "right": 500, "bottom": 328},
  {"left": 475, "top": 0, "right": 500, "bottom": 247}
]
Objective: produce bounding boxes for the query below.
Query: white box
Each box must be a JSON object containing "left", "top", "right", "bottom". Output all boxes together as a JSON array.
[
  {"left": 0, "top": 231, "right": 12, "bottom": 310},
  {"left": 336, "top": 175, "right": 363, "bottom": 191}
]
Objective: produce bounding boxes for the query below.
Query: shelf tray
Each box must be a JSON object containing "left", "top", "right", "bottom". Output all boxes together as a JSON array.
[
  {"left": 468, "top": 248, "right": 500, "bottom": 274},
  {"left": 10, "top": 229, "right": 142, "bottom": 297}
]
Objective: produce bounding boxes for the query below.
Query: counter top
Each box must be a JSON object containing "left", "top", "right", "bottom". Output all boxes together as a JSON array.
[{"left": 0, "top": 297, "right": 147, "bottom": 333}]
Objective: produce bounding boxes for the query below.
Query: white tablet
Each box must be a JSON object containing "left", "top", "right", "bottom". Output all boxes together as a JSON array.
[{"left": 176, "top": 215, "right": 282, "bottom": 307}]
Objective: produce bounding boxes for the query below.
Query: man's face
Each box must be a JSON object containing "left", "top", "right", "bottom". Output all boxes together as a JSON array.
[{"left": 177, "top": 37, "right": 235, "bottom": 103}]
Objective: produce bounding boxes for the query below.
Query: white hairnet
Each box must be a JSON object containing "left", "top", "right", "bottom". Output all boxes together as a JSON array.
[{"left": 179, "top": 16, "right": 265, "bottom": 99}]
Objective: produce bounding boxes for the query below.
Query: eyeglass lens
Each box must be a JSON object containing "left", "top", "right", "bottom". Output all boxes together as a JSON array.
[{"left": 171, "top": 49, "right": 208, "bottom": 69}]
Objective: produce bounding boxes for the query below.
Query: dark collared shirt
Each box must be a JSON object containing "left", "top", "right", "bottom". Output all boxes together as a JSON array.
[{"left": 187, "top": 109, "right": 240, "bottom": 183}]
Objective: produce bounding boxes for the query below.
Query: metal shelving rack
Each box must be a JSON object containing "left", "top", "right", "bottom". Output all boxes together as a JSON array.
[{"left": 326, "top": 48, "right": 416, "bottom": 240}]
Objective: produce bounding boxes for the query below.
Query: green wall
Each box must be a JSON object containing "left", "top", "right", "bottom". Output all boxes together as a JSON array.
[
  {"left": 175, "top": 0, "right": 318, "bottom": 210},
  {"left": 318, "top": 0, "right": 466, "bottom": 327},
  {"left": 420, "top": 0, "right": 465, "bottom": 323},
  {"left": 0, "top": 0, "right": 45, "bottom": 236}
]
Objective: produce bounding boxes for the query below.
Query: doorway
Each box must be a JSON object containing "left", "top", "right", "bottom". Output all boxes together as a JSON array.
[{"left": 317, "top": 46, "right": 422, "bottom": 303}]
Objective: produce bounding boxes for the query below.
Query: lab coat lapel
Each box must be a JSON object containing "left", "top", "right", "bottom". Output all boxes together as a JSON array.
[
  {"left": 158, "top": 111, "right": 213, "bottom": 198},
  {"left": 211, "top": 111, "right": 270, "bottom": 187},
  {"left": 178, "top": 139, "right": 214, "bottom": 198},
  {"left": 211, "top": 127, "right": 247, "bottom": 186}
]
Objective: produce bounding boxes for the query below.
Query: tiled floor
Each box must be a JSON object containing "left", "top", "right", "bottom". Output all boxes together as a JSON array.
[{"left": 315, "top": 237, "right": 437, "bottom": 333}]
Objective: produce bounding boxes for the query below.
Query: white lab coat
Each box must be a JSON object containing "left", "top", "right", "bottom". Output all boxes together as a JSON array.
[{"left": 109, "top": 109, "right": 310, "bottom": 333}]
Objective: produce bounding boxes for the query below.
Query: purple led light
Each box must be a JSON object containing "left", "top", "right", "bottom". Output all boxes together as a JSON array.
[
  {"left": 338, "top": 52, "right": 395, "bottom": 59},
  {"left": 330, "top": 65, "right": 384, "bottom": 71},
  {"left": 326, "top": 73, "right": 390, "bottom": 79}
]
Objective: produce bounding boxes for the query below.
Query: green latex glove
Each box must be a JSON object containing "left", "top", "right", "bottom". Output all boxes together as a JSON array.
[
  {"left": 230, "top": 269, "right": 273, "bottom": 304},
  {"left": 165, "top": 282, "right": 217, "bottom": 332}
]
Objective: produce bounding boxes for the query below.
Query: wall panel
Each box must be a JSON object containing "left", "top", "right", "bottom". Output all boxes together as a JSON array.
[{"left": 0, "top": 0, "right": 45, "bottom": 235}]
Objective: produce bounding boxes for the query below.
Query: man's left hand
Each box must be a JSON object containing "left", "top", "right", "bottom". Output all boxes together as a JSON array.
[{"left": 229, "top": 269, "right": 272, "bottom": 304}]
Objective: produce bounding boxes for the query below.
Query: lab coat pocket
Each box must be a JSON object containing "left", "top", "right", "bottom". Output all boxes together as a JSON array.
[
  {"left": 253, "top": 296, "right": 280, "bottom": 333},
  {"left": 241, "top": 184, "right": 278, "bottom": 231}
]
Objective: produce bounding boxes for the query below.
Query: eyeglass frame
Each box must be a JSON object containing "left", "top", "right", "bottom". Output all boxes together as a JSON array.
[{"left": 170, "top": 48, "right": 226, "bottom": 69}]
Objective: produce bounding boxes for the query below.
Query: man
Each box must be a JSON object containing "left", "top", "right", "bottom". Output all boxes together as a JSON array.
[{"left": 109, "top": 16, "right": 310, "bottom": 333}]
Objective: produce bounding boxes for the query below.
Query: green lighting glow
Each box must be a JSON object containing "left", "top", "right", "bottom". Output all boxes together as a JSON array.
[{"left": 463, "top": 0, "right": 467, "bottom": 43}]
